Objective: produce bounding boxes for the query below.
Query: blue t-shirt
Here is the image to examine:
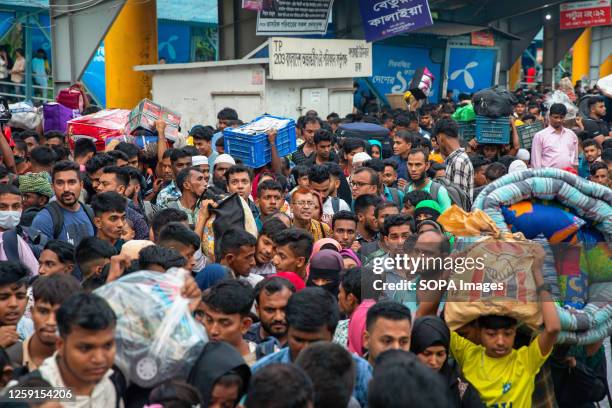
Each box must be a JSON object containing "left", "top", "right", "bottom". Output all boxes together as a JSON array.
[{"left": 31, "top": 205, "right": 95, "bottom": 246}]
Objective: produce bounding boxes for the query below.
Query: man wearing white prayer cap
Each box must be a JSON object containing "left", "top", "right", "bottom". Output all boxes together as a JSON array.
[{"left": 209, "top": 154, "right": 236, "bottom": 195}]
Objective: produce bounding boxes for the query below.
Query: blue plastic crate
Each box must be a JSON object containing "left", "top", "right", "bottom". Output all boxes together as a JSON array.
[
  {"left": 475, "top": 116, "right": 510, "bottom": 145},
  {"left": 457, "top": 121, "right": 475, "bottom": 141},
  {"left": 223, "top": 115, "right": 297, "bottom": 168}
]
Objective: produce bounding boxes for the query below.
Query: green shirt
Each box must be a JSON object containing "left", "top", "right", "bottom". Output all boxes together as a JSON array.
[{"left": 406, "top": 179, "right": 452, "bottom": 212}]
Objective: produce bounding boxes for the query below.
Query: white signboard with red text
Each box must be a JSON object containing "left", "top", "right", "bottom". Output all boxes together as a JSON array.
[{"left": 560, "top": 0, "right": 612, "bottom": 30}]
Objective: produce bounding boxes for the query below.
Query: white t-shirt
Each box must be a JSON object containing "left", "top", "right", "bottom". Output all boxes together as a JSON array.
[{"left": 322, "top": 196, "right": 351, "bottom": 216}]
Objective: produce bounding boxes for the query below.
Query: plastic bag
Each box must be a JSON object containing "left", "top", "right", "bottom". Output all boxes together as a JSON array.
[
  {"left": 437, "top": 205, "right": 500, "bottom": 237},
  {"left": 451, "top": 104, "right": 476, "bottom": 122},
  {"left": 9, "top": 102, "right": 41, "bottom": 130},
  {"left": 94, "top": 268, "right": 207, "bottom": 387},
  {"left": 545, "top": 90, "right": 579, "bottom": 120}
]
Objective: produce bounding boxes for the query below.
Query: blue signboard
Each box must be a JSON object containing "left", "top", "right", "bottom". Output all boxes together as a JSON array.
[
  {"left": 446, "top": 47, "right": 497, "bottom": 95},
  {"left": 82, "top": 43, "right": 106, "bottom": 107},
  {"left": 158, "top": 22, "right": 191, "bottom": 63},
  {"left": 359, "top": 0, "right": 433, "bottom": 42},
  {"left": 370, "top": 44, "right": 441, "bottom": 102}
]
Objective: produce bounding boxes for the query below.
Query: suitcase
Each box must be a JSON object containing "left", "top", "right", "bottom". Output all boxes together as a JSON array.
[{"left": 56, "top": 85, "right": 87, "bottom": 111}]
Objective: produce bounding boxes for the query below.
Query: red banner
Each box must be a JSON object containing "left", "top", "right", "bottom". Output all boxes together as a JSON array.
[
  {"left": 560, "top": 0, "right": 612, "bottom": 30},
  {"left": 471, "top": 31, "right": 495, "bottom": 47}
]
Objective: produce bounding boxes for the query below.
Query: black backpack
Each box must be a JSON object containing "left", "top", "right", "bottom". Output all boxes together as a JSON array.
[
  {"left": 44, "top": 201, "right": 95, "bottom": 240},
  {"left": 430, "top": 178, "right": 472, "bottom": 211},
  {"left": 2, "top": 226, "right": 47, "bottom": 262}
]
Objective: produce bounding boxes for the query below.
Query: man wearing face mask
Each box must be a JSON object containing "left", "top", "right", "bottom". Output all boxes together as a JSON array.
[
  {"left": 0, "top": 184, "right": 39, "bottom": 275},
  {"left": 404, "top": 148, "right": 451, "bottom": 213}
]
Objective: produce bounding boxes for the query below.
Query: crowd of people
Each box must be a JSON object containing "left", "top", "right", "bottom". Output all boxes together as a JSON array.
[{"left": 0, "top": 82, "right": 608, "bottom": 408}]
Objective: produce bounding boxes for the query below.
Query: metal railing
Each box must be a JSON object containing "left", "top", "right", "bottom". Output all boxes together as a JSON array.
[{"left": 0, "top": 77, "right": 54, "bottom": 105}]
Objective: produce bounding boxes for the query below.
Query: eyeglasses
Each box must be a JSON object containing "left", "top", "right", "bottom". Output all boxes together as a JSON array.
[
  {"left": 294, "top": 201, "right": 315, "bottom": 207},
  {"left": 350, "top": 181, "right": 372, "bottom": 188}
]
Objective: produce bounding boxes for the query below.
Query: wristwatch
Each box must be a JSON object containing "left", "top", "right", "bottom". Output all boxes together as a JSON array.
[{"left": 536, "top": 283, "right": 552, "bottom": 295}]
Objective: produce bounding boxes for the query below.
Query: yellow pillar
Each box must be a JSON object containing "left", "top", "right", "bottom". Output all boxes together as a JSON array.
[
  {"left": 599, "top": 53, "right": 612, "bottom": 78},
  {"left": 572, "top": 27, "right": 591, "bottom": 85},
  {"left": 509, "top": 58, "right": 521, "bottom": 90},
  {"left": 105, "top": 0, "right": 157, "bottom": 109}
]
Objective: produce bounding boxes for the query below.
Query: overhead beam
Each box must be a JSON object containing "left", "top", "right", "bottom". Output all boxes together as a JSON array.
[
  {"left": 445, "top": 0, "right": 565, "bottom": 26},
  {"left": 50, "top": 0, "right": 126, "bottom": 94}
]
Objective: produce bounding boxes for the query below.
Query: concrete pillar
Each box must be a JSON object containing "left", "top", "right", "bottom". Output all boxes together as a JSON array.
[
  {"left": 509, "top": 58, "right": 522, "bottom": 90},
  {"left": 105, "top": 0, "right": 157, "bottom": 108},
  {"left": 572, "top": 27, "right": 591, "bottom": 85}
]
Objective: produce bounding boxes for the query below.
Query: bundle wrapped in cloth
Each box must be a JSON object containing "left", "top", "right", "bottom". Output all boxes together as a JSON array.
[
  {"left": 67, "top": 109, "right": 131, "bottom": 151},
  {"left": 444, "top": 235, "right": 543, "bottom": 331},
  {"left": 472, "top": 168, "right": 612, "bottom": 344},
  {"left": 94, "top": 268, "right": 207, "bottom": 387}
]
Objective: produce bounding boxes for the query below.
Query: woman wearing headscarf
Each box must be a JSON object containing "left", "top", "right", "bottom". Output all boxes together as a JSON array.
[
  {"left": 339, "top": 248, "right": 362, "bottom": 269},
  {"left": 368, "top": 139, "right": 383, "bottom": 159},
  {"left": 411, "top": 316, "right": 484, "bottom": 408},
  {"left": 306, "top": 249, "right": 344, "bottom": 296}
]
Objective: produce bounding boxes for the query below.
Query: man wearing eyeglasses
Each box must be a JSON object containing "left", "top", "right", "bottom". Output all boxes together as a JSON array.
[{"left": 289, "top": 188, "right": 330, "bottom": 241}]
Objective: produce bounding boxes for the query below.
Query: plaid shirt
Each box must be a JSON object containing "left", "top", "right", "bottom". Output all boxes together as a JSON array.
[
  {"left": 532, "top": 363, "right": 558, "bottom": 408},
  {"left": 445, "top": 148, "right": 474, "bottom": 201}
]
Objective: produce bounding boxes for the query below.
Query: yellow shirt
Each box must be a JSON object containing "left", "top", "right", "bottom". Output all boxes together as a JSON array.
[{"left": 450, "top": 331, "right": 550, "bottom": 408}]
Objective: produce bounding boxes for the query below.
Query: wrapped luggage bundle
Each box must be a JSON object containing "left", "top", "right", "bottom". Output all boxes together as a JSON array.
[{"left": 94, "top": 268, "right": 208, "bottom": 387}]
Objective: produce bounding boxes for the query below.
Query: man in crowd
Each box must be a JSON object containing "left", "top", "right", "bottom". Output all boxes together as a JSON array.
[
  {"left": 435, "top": 119, "right": 474, "bottom": 201},
  {"left": 7, "top": 274, "right": 81, "bottom": 371},
  {"left": 166, "top": 166, "right": 207, "bottom": 225},
  {"left": 252, "top": 287, "right": 372, "bottom": 408},
  {"left": 156, "top": 148, "right": 192, "bottom": 207},
  {"left": 354, "top": 194, "right": 381, "bottom": 245},
  {"left": 0, "top": 184, "right": 39, "bottom": 273},
  {"left": 209, "top": 154, "right": 236, "bottom": 196},
  {"left": 331, "top": 210, "right": 358, "bottom": 250},
  {"left": 32, "top": 161, "right": 95, "bottom": 246},
  {"left": 290, "top": 188, "right": 330, "bottom": 241},
  {"left": 404, "top": 148, "right": 451, "bottom": 212},
  {"left": 96, "top": 166, "right": 148, "bottom": 240},
  {"left": 381, "top": 159, "right": 399, "bottom": 188},
  {"left": 531, "top": 103, "right": 579, "bottom": 171},
  {"left": 293, "top": 116, "right": 322, "bottom": 165},
  {"left": 190, "top": 125, "right": 218, "bottom": 168},
  {"left": 226, "top": 164, "right": 259, "bottom": 218},
  {"left": 350, "top": 167, "right": 379, "bottom": 202},
  {"left": 255, "top": 180, "right": 284, "bottom": 228},
  {"left": 217, "top": 229, "right": 260, "bottom": 287},
  {"left": 272, "top": 228, "right": 313, "bottom": 280},
  {"left": 363, "top": 301, "right": 413, "bottom": 366},
  {"left": 309, "top": 165, "right": 350, "bottom": 219},
  {"left": 200, "top": 280, "right": 258, "bottom": 366},
  {"left": 0, "top": 261, "right": 30, "bottom": 348},
  {"left": 390, "top": 130, "right": 419, "bottom": 188},
  {"left": 583, "top": 96, "right": 611, "bottom": 143},
  {"left": 27, "top": 293, "right": 122, "bottom": 406},
  {"left": 91, "top": 192, "right": 128, "bottom": 252},
  {"left": 252, "top": 218, "right": 287, "bottom": 276},
  {"left": 246, "top": 276, "right": 295, "bottom": 346},
  {"left": 307, "top": 129, "right": 337, "bottom": 165}
]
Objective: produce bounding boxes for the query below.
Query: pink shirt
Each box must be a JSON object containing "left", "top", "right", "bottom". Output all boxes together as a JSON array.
[
  {"left": 531, "top": 126, "right": 578, "bottom": 169},
  {"left": 0, "top": 231, "right": 39, "bottom": 276},
  {"left": 347, "top": 299, "right": 376, "bottom": 356}
]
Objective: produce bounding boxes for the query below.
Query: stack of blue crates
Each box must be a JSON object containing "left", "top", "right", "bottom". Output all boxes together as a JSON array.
[
  {"left": 223, "top": 115, "right": 297, "bottom": 168},
  {"left": 475, "top": 115, "right": 511, "bottom": 144}
]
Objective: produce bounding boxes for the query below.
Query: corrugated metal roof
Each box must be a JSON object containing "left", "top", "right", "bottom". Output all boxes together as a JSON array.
[{"left": 0, "top": 0, "right": 218, "bottom": 24}]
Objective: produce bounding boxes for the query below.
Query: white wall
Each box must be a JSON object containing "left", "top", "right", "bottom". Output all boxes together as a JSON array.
[
  {"left": 150, "top": 64, "right": 266, "bottom": 130},
  {"left": 149, "top": 64, "right": 353, "bottom": 129}
]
